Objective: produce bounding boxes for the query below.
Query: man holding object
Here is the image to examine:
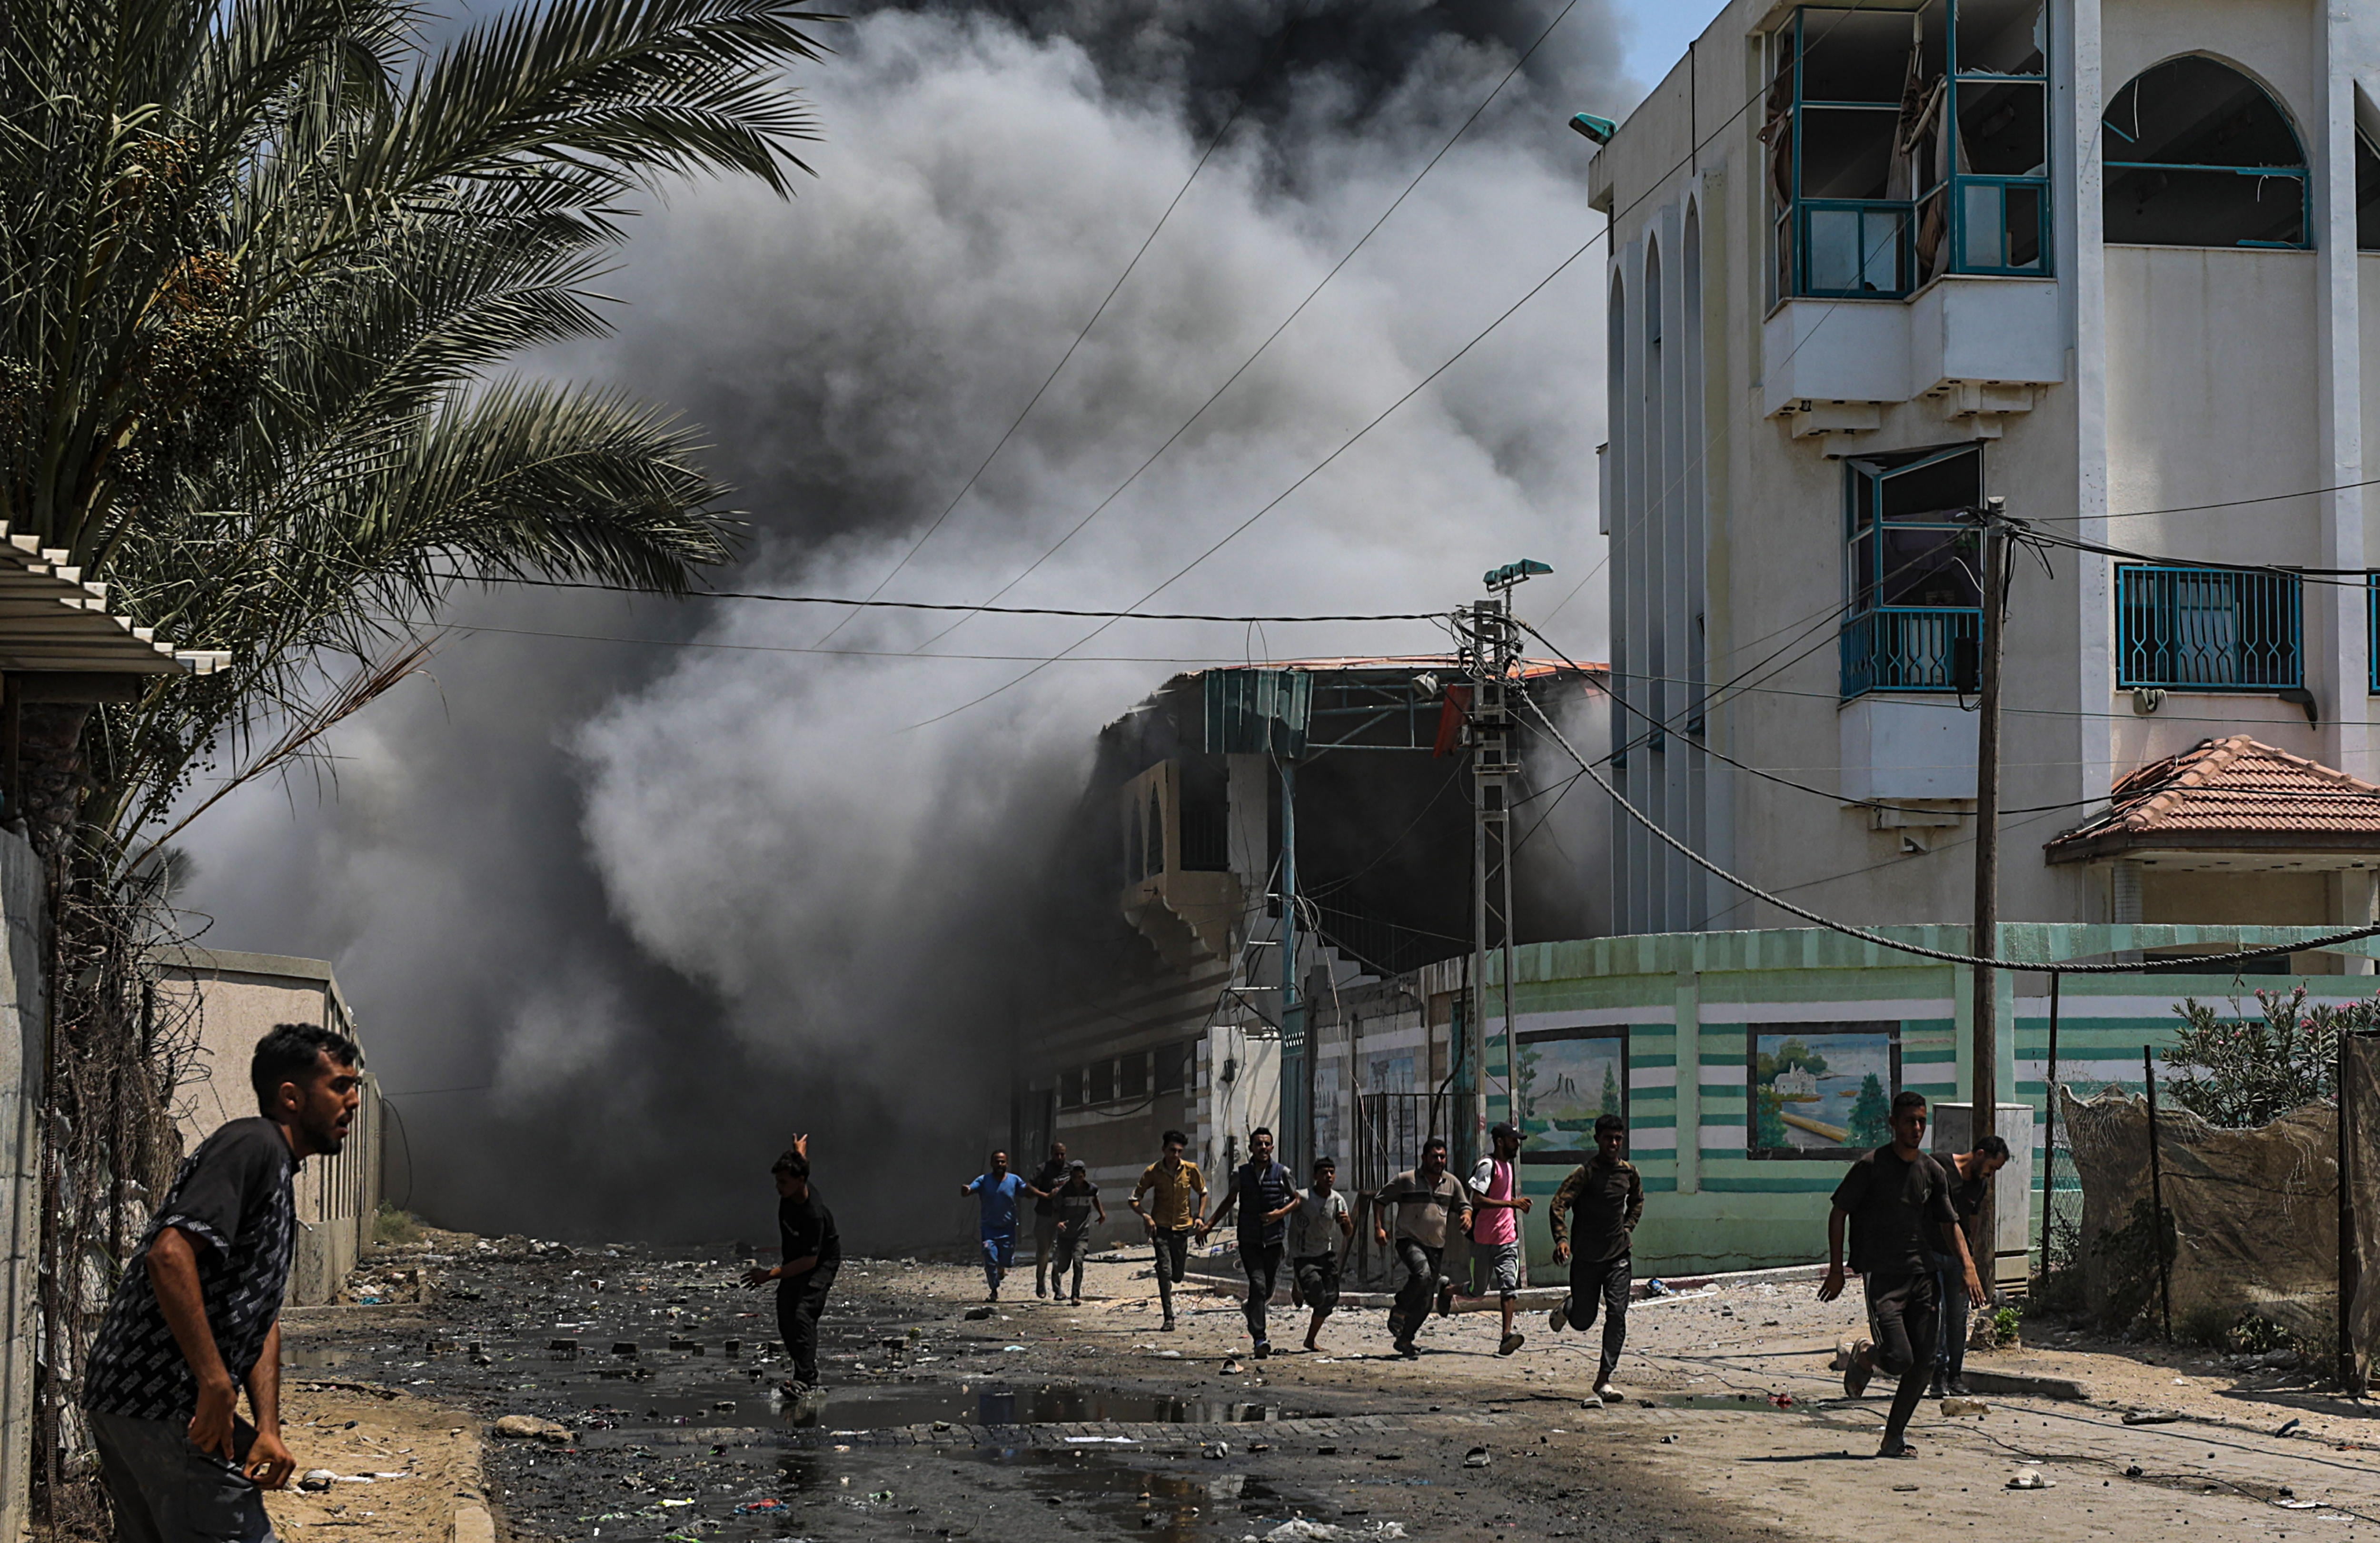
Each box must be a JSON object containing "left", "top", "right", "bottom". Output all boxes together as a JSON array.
[{"left": 82, "top": 1023, "right": 363, "bottom": 1543}]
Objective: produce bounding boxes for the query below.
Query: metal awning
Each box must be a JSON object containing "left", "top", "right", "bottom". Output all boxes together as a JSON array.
[{"left": 0, "top": 529, "right": 227, "bottom": 676}]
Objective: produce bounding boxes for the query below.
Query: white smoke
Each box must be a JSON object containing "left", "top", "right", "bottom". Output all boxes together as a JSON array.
[{"left": 172, "top": 0, "right": 1629, "bottom": 1243}]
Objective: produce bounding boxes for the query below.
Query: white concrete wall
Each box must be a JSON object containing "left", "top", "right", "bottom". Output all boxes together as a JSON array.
[{"left": 1596, "top": 0, "right": 2380, "bottom": 934}]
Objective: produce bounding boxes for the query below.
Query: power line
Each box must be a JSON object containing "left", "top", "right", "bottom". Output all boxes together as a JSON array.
[
  {"left": 473, "top": 575, "right": 1448, "bottom": 623},
  {"left": 428, "top": 619, "right": 1391, "bottom": 665},
  {"left": 897, "top": 0, "right": 1594, "bottom": 660},
  {"left": 812, "top": 33, "right": 1284, "bottom": 647},
  {"left": 1517, "top": 688, "right": 2380, "bottom": 975}
]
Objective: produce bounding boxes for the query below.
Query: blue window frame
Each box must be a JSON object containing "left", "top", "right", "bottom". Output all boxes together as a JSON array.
[
  {"left": 2368, "top": 573, "right": 2379, "bottom": 693},
  {"left": 2116, "top": 565, "right": 2302, "bottom": 690},
  {"left": 1840, "top": 444, "right": 1984, "bottom": 697},
  {"left": 2103, "top": 58, "right": 2310, "bottom": 249},
  {"left": 1769, "top": 1, "right": 2050, "bottom": 304}
]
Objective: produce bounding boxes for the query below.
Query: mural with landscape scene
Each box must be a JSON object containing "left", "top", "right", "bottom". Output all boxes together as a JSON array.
[
  {"left": 1510, "top": 1027, "right": 1628, "bottom": 1162},
  {"left": 1747, "top": 1023, "right": 1901, "bottom": 1160}
]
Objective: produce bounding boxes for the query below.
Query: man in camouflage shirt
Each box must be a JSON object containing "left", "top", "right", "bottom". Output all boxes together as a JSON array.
[{"left": 82, "top": 1024, "right": 363, "bottom": 1543}]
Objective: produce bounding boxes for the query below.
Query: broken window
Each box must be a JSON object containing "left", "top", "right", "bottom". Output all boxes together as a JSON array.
[
  {"left": 2104, "top": 57, "right": 2308, "bottom": 248},
  {"left": 1841, "top": 444, "right": 1985, "bottom": 696},
  {"left": 1768, "top": 0, "right": 2047, "bottom": 302}
]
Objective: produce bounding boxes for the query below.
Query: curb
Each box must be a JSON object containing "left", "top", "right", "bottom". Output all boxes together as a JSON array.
[
  {"left": 454, "top": 1502, "right": 497, "bottom": 1543},
  {"left": 1958, "top": 1368, "right": 2092, "bottom": 1401}
]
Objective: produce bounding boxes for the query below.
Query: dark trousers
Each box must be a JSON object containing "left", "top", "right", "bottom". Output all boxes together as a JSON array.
[
  {"left": 1152, "top": 1227, "right": 1192, "bottom": 1321},
  {"left": 1240, "top": 1242, "right": 1282, "bottom": 1344},
  {"left": 1864, "top": 1269, "right": 1941, "bottom": 1446},
  {"left": 1387, "top": 1239, "right": 1443, "bottom": 1343},
  {"left": 89, "top": 1411, "right": 274, "bottom": 1543},
  {"left": 1032, "top": 1213, "right": 1061, "bottom": 1293},
  {"left": 1566, "top": 1250, "right": 1632, "bottom": 1385},
  {"left": 1052, "top": 1221, "right": 1091, "bottom": 1298},
  {"left": 777, "top": 1269, "right": 834, "bottom": 1385},
  {"left": 1294, "top": 1252, "right": 1341, "bottom": 1314},
  {"left": 1929, "top": 1249, "right": 1970, "bottom": 1384}
]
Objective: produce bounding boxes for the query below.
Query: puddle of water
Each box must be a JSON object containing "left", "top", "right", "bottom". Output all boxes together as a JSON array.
[{"left": 963, "top": 1444, "right": 1297, "bottom": 1543}]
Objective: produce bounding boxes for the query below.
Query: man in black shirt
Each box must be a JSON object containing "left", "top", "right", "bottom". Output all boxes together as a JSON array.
[
  {"left": 1931, "top": 1132, "right": 2009, "bottom": 1396},
  {"left": 1548, "top": 1114, "right": 1645, "bottom": 1403},
  {"left": 1024, "top": 1141, "right": 1070, "bottom": 1299},
  {"left": 743, "top": 1135, "right": 840, "bottom": 1395},
  {"left": 1202, "top": 1126, "right": 1297, "bottom": 1359},
  {"left": 84, "top": 1022, "right": 362, "bottom": 1543},
  {"left": 1819, "top": 1090, "right": 1985, "bottom": 1459}
]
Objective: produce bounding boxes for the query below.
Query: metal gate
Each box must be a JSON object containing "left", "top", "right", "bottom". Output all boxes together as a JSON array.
[{"left": 1353, "top": 1092, "right": 1442, "bottom": 1287}]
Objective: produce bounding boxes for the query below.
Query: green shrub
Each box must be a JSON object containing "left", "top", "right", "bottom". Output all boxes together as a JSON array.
[{"left": 372, "top": 1202, "right": 422, "bottom": 1246}]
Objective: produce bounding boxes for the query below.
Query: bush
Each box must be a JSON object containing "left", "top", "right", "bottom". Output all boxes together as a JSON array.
[
  {"left": 372, "top": 1202, "right": 422, "bottom": 1247},
  {"left": 2161, "top": 987, "right": 2380, "bottom": 1127}
]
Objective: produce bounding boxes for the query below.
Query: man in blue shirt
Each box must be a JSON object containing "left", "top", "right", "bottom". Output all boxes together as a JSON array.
[
  {"left": 962, "top": 1151, "right": 1029, "bottom": 1301},
  {"left": 1202, "top": 1126, "right": 1297, "bottom": 1359}
]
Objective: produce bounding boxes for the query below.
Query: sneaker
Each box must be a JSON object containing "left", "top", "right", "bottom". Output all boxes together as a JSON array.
[
  {"left": 1497, "top": 1333, "right": 1526, "bottom": 1357},
  {"left": 1394, "top": 1338, "right": 1419, "bottom": 1359},
  {"left": 1070, "top": 1295, "right": 1082, "bottom": 1305},
  {"left": 1877, "top": 1439, "right": 1917, "bottom": 1459},
  {"left": 1435, "top": 1282, "right": 1456, "bottom": 1318},
  {"left": 1161, "top": 1316, "right": 1177, "bottom": 1332},
  {"left": 1927, "top": 1376, "right": 1947, "bottom": 1400},
  {"left": 1945, "top": 1377, "right": 1972, "bottom": 1397},
  {"left": 1254, "top": 1341, "right": 1271, "bottom": 1360},
  {"left": 1591, "top": 1382, "right": 1623, "bottom": 1403},
  {"left": 1547, "top": 1299, "right": 1571, "bottom": 1335},
  {"left": 1578, "top": 1392, "right": 1604, "bottom": 1410},
  {"left": 1844, "top": 1340, "right": 1874, "bottom": 1399}
]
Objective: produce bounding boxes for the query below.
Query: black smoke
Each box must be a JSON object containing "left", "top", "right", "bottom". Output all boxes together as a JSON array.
[{"left": 173, "top": 0, "right": 1632, "bottom": 1250}]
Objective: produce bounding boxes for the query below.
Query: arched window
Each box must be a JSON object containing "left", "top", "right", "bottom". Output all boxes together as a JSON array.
[{"left": 2104, "top": 57, "right": 2308, "bottom": 247}]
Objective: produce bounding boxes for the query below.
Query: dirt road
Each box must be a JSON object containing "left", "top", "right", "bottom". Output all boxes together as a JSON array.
[{"left": 275, "top": 1236, "right": 2380, "bottom": 1541}]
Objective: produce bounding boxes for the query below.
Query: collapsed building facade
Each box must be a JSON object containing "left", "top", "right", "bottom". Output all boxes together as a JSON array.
[{"left": 1016, "top": 657, "right": 1606, "bottom": 1279}]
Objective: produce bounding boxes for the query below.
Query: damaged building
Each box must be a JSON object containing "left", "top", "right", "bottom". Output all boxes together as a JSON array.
[{"left": 1018, "top": 657, "right": 1606, "bottom": 1273}]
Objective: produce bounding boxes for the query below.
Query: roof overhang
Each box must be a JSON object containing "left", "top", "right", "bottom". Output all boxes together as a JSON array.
[
  {"left": 0, "top": 529, "right": 228, "bottom": 679},
  {"left": 2047, "top": 842, "right": 2380, "bottom": 870}
]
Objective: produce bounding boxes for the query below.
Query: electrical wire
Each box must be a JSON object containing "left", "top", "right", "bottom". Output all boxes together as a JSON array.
[
  {"left": 428, "top": 619, "right": 1400, "bottom": 666},
  {"left": 1515, "top": 673, "right": 2380, "bottom": 976},
  {"left": 812, "top": 29, "right": 1288, "bottom": 647},
  {"left": 469, "top": 576, "right": 1448, "bottom": 623}
]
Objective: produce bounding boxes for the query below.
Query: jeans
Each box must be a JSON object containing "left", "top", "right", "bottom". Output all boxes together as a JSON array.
[
  {"left": 1929, "top": 1249, "right": 1970, "bottom": 1385},
  {"left": 1033, "top": 1213, "right": 1061, "bottom": 1294},
  {"left": 1240, "top": 1242, "right": 1283, "bottom": 1344},
  {"left": 1387, "top": 1239, "right": 1443, "bottom": 1344},
  {"left": 1293, "top": 1252, "right": 1341, "bottom": 1314},
  {"left": 777, "top": 1267, "right": 834, "bottom": 1385},
  {"left": 1864, "top": 1269, "right": 1942, "bottom": 1446},
  {"left": 1566, "top": 1251, "right": 1632, "bottom": 1385},
  {"left": 1151, "top": 1228, "right": 1192, "bottom": 1321},
  {"left": 89, "top": 1410, "right": 276, "bottom": 1543},
  {"left": 1052, "top": 1221, "right": 1091, "bottom": 1299},
  {"left": 981, "top": 1233, "right": 1016, "bottom": 1292}
]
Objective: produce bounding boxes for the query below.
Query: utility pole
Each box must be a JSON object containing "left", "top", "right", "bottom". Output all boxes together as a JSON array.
[
  {"left": 1463, "top": 560, "right": 1547, "bottom": 1176},
  {"left": 1969, "top": 496, "right": 2008, "bottom": 1298},
  {"left": 1278, "top": 756, "right": 1303, "bottom": 1178}
]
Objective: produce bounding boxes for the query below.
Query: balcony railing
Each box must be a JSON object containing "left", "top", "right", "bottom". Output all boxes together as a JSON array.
[
  {"left": 2116, "top": 565, "right": 2301, "bottom": 690},
  {"left": 1840, "top": 607, "right": 1981, "bottom": 697}
]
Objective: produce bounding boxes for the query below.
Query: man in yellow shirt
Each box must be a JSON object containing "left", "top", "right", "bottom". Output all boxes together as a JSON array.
[{"left": 1129, "top": 1129, "right": 1207, "bottom": 1332}]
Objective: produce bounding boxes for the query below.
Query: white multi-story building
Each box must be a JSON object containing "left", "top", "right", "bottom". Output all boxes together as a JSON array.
[{"left": 1595, "top": 0, "right": 2380, "bottom": 948}]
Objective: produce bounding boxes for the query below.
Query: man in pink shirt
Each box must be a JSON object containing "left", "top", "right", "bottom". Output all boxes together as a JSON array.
[{"left": 1468, "top": 1122, "right": 1532, "bottom": 1356}]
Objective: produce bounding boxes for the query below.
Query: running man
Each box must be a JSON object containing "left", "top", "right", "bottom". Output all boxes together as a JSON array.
[
  {"left": 1130, "top": 1129, "right": 1207, "bottom": 1332},
  {"left": 1372, "top": 1136, "right": 1471, "bottom": 1358},
  {"left": 744, "top": 1134, "right": 840, "bottom": 1398},
  {"left": 1025, "top": 1141, "right": 1070, "bottom": 1299},
  {"left": 1468, "top": 1121, "right": 1532, "bottom": 1356},
  {"left": 1931, "top": 1132, "right": 2010, "bottom": 1397},
  {"left": 1049, "top": 1160, "right": 1106, "bottom": 1305},
  {"left": 1549, "top": 1113, "right": 1643, "bottom": 1404},
  {"left": 1202, "top": 1126, "right": 1298, "bottom": 1359},
  {"left": 961, "top": 1151, "right": 1028, "bottom": 1301},
  {"left": 81, "top": 1024, "right": 363, "bottom": 1542},
  {"left": 1819, "top": 1091, "right": 1986, "bottom": 1460},
  {"left": 1287, "top": 1155, "right": 1355, "bottom": 1352}
]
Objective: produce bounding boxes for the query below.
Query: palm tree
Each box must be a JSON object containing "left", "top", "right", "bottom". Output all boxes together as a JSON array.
[{"left": 0, "top": 0, "right": 835, "bottom": 865}]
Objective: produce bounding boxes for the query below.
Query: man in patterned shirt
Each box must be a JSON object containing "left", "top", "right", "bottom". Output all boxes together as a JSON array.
[{"left": 82, "top": 1023, "right": 363, "bottom": 1542}]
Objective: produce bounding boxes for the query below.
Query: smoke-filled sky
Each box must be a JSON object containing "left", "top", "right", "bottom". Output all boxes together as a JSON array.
[{"left": 175, "top": 0, "right": 1658, "bottom": 1247}]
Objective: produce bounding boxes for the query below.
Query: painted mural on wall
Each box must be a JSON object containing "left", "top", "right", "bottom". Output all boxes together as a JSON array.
[
  {"left": 1748, "top": 1023, "right": 1901, "bottom": 1159},
  {"left": 1512, "top": 1027, "right": 1628, "bottom": 1162}
]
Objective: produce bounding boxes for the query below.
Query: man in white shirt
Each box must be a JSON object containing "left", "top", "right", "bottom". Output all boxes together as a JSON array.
[{"left": 1285, "top": 1156, "right": 1355, "bottom": 1352}]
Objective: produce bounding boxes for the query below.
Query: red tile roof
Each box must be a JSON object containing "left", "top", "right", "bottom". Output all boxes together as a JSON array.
[{"left": 2044, "top": 734, "right": 2380, "bottom": 862}]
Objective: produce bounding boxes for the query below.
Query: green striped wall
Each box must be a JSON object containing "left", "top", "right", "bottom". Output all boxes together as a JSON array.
[{"left": 1477, "top": 925, "right": 2380, "bottom": 1274}]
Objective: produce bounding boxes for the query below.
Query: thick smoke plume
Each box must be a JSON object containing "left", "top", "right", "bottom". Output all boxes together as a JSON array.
[{"left": 176, "top": 0, "right": 1632, "bottom": 1248}]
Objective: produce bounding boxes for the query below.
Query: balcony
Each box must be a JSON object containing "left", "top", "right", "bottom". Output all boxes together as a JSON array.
[
  {"left": 2116, "top": 565, "right": 2301, "bottom": 691},
  {"left": 1840, "top": 606, "right": 1980, "bottom": 697}
]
